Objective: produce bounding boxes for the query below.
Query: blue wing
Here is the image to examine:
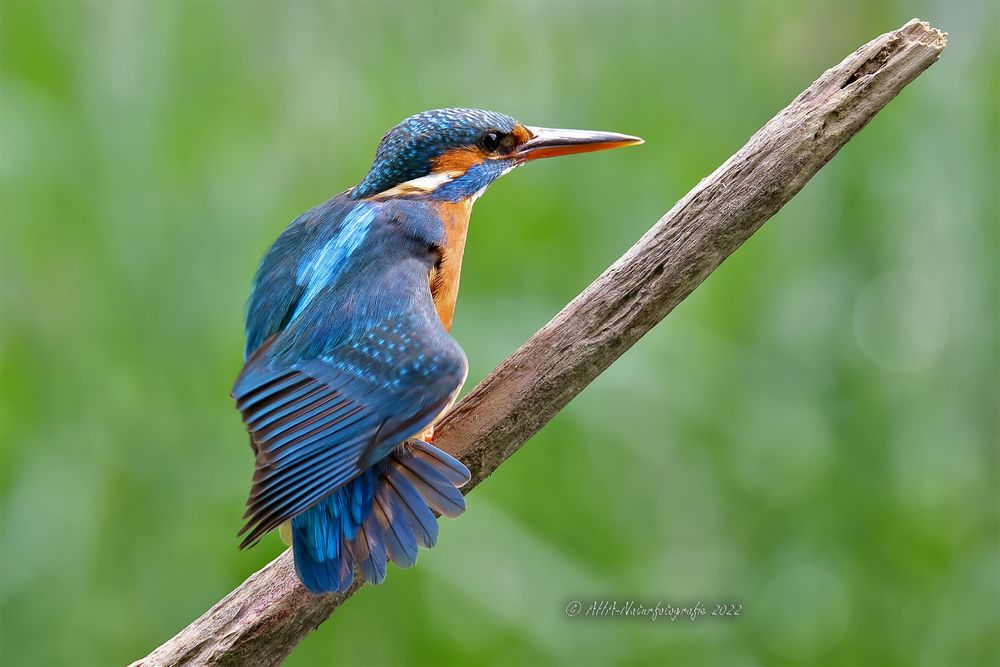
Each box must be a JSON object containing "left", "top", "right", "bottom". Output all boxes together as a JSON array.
[
  {"left": 243, "top": 193, "right": 359, "bottom": 358},
  {"left": 234, "top": 196, "right": 466, "bottom": 548}
]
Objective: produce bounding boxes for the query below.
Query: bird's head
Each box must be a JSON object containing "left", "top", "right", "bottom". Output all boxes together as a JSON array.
[{"left": 352, "top": 108, "right": 642, "bottom": 202}]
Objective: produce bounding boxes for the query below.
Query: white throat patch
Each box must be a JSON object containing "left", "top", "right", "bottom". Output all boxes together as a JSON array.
[
  {"left": 367, "top": 161, "right": 521, "bottom": 201},
  {"left": 372, "top": 170, "right": 464, "bottom": 199}
]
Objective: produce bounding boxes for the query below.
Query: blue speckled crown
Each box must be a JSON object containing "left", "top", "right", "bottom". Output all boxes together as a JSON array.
[{"left": 353, "top": 108, "right": 519, "bottom": 198}]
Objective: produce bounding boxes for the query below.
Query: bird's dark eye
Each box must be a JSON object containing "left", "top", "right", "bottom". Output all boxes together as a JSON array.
[
  {"left": 478, "top": 131, "right": 518, "bottom": 155},
  {"left": 478, "top": 131, "right": 502, "bottom": 153}
]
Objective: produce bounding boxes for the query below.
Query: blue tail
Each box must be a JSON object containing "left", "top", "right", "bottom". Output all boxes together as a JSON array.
[{"left": 290, "top": 439, "right": 471, "bottom": 594}]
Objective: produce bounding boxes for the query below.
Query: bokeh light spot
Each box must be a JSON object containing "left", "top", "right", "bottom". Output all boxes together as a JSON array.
[
  {"left": 853, "top": 271, "right": 948, "bottom": 372},
  {"left": 757, "top": 565, "right": 850, "bottom": 660},
  {"left": 729, "top": 396, "right": 834, "bottom": 504}
]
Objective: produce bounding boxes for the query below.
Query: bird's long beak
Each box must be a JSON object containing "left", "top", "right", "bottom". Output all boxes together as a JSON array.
[{"left": 517, "top": 125, "right": 644, "bottom": 161}]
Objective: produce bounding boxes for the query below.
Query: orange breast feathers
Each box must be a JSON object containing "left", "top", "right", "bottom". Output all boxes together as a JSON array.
[{"left": 429, "top": 199, "right": 474, "bottom": 332}]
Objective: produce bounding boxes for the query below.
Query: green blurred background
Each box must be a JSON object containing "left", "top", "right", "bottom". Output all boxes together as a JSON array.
[{"left": 2, "top": 1, "right": 997, "bottom": 665}]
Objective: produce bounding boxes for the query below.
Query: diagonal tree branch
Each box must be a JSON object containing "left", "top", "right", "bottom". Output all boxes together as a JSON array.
[{"left": 133, "top": 18, "right": 947, "bottom": 666}]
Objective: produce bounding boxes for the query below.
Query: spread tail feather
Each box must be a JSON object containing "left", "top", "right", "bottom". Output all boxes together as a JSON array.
[{"left": 290, "top": 439, "right": 470, "bottom": 594}]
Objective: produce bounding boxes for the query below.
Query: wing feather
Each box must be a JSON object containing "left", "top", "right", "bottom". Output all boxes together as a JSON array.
[
  {"left": 234, "top": 199, "right": 465, "bottom": 549},
  {"left": 234, "top": 321, "right": 465, "bottom": 549}
]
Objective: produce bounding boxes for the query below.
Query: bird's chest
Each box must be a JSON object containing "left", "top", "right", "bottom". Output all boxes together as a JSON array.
[{"left": 429, "top": 200, "right": 473, "bottom": 332}]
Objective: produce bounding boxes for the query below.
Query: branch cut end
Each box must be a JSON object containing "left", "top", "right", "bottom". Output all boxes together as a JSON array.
[
  {"left": 842, "top": 19, "right": 946, "bottom": 89},
  {"left": 900, "top": 18, "right": 948, "bottom": 49}
]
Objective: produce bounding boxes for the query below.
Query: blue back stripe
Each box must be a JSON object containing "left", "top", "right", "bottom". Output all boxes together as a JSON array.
[{"left": 292, "top": 204, "right": 378, "bottom": 321}]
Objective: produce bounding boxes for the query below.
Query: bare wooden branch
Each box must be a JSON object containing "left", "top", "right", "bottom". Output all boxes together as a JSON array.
[{"left": 133, "top": 19, "right": 946, "bottom": 667}]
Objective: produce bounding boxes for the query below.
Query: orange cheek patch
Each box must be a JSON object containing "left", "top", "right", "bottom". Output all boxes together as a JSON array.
[
  {"left": 432, "top": 147, "right": 482, "bottom": 173},
  {"left": 512, "top": 123, "right": 532, "bottom": 144}
]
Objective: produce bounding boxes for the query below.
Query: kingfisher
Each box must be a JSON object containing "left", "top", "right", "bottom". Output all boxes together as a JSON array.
[{"left": 233, "top": 108, "right": 642, "bottom": 594}]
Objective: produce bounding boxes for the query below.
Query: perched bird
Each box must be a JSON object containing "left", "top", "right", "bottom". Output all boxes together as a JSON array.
[{"left": 233, "top": 108, "right": 642, "bottom": 594}]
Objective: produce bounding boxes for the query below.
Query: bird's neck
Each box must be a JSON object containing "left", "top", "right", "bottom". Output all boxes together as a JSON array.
[{"left": 429, "top": 198, "right": 474, "bottom": 331}]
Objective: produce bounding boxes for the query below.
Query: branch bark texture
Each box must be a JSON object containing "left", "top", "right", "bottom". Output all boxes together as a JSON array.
[{"left": 134, "top": 19, "right": 946, "bottom": 667}]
